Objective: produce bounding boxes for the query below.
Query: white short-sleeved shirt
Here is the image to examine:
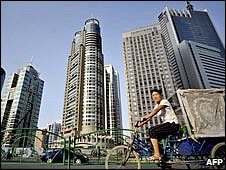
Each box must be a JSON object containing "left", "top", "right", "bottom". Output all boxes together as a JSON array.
[{"left": 154, "top": 99, "right": 178, "bottom": 124}]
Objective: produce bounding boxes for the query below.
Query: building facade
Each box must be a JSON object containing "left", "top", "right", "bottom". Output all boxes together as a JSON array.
[
  {"left": 178, "top": 40, "right": 225, "bottom": 88},
  {"left": 104, "top": 64, "right": 123, "bottom": 136},
  {"left": 122, "top": 24, "right": 176, "bottom": 136},
  {"left": 62, "top": 18, "right": 105, "bottom": 141},
  {"left": 1, "top": 64, "right": 44, "bottom": 147},
  {"left": 34, "top": 129, "right": 48, "bottom": 149},
  {"left": 1, "top": 67, "right": 6, "bottom": 92},
  {"left": 158, "top": 2, "right": 225, "bottom": 89},
  {"left": 46, "top": 120, "right": 61, "bottom": 148}
]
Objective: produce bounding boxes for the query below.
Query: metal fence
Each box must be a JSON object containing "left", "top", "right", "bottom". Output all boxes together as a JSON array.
[{"left": 1, "top": 127, "right": 146, "bottom": 168}]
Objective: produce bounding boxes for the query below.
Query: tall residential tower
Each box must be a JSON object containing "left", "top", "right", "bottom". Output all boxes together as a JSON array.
[{"left": 62, "top": 18, "right": 105, "bottom": 140}]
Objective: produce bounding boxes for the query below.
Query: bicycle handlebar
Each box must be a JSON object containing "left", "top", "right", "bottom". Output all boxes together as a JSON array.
[
  {"left": 135, "top": 121, "right": 140, "bottom": 128},
  {"left": 134, "top": 118, "right": 149, "bottom": 129},
  {"left": 134, "top": 120, "right": 146, "bottom": 128}
]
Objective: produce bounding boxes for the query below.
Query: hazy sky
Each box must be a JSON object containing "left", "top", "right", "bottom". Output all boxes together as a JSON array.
[{"left": 1, "top": 1, "right": 225, "bottom": 130}]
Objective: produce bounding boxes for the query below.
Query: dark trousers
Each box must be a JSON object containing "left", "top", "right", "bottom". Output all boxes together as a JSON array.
[{"left": 148, "top": 122, "right": 179, "bottom": 140}]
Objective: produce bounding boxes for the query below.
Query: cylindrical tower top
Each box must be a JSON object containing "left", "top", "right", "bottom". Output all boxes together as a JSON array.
[
  {"left": 84, "top": 18, "right": 100, "bottom": 35},
  {"left": 74, "top": 31, "right": 82, "bottom": 51},
  {"left": 85, "top": 18, "right": 99, "bottom": 26},
  {"left": 74, "top": 31, "right": 81, "bottom": 37}
]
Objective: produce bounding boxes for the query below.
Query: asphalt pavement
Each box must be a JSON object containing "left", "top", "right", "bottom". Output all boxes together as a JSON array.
[{"left": 1, "top": 161, "right": 214, "bottom": 169}]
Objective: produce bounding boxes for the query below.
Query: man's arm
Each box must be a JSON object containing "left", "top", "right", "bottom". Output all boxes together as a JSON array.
[{"left": 137, "top": 105, "right": 166, "bottom": 127}]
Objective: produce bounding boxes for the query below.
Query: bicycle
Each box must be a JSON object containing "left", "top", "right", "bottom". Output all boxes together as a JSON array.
[
  {"left": 105, "top": 121, "right": 225, "bottom": 169},
  {"left": 105, "top": 121, "right": 160, "bottom": 169}
]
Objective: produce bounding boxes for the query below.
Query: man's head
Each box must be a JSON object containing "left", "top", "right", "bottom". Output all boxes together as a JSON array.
[{"left": 151, "top": 89, "right": 162, "bottom": 103}]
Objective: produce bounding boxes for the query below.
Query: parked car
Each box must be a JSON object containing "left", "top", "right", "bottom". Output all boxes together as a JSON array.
[{"left": 40, "top": 148, "right": 89, "bottom": 164}]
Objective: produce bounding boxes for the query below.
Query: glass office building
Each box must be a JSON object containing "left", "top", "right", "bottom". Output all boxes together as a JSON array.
[
  {"left": 178, "top": 40, "right": 225, "bottom": 88},
  {"left": 158, "top": 2, "right": 225, "bottom": 89},
  {"left": 1, "top": 64, "right": 44, "bottom": 147}
]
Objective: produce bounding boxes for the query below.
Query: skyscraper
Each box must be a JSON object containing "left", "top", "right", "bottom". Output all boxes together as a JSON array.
[
  {"left": 1, "top": 67, "right": 6, "bottom": 92},
  {"left": 158, "top": 1, "right": 225, "bottom": 89},
  {"left": 178, "top": 40, "right": 225, "bottom": 88},
  {"left": 1, "top": 64, "right": 44, "bottom": 147},
  {"left": 104, "top": 64, "right": 122, "bottom": 135},
  {"left": 122, "top": 24, "right": 175, "bottom": 136},
  {"left": 62, "top": 18, "right": 105, "bottom": 140}
]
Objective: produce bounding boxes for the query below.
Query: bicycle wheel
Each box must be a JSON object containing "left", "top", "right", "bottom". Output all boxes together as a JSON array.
[
  {"left": 105, "top": 145, "right": 141, "bottom": 169},
  {"left": 211, "top": 142, "right": 225, "bottom": 169}
]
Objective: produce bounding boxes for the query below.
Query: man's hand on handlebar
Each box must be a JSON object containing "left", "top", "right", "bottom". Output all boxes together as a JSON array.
[
  {"left": 135, "top": 117, "right": 149, "bottom": 128},
  {"left": 135, "top": 121, "right": 140, "bottom": 128},
  {"left": 135, "top": 121, "right": 143, "bottom": 128},
  {"left": 141, "top": 117, "right": 147, "bottom": 122}
]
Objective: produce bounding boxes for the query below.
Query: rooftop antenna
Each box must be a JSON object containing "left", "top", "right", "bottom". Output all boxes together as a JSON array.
[
  {"left": 186, "top": 1, "right": 194, "bottom": 11},
  {"left": 91, "top": 12, "right": 94, "bottom": 19},
  {"left": 28, "top": 56, "right": 33, "bottom": 66}
]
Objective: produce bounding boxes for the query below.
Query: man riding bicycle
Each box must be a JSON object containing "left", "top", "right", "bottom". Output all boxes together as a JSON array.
[{"left": 136, "top": 89, "right": 179, "bottom": 161}]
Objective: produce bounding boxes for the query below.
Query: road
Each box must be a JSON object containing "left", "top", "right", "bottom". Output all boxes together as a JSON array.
[{"left": 1, "top": 161, "right": 213, "bottom": 169}]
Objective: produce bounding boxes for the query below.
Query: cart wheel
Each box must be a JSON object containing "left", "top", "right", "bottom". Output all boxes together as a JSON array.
[{"left": 211, "top": 142, "right": 225, "bottom": 169}]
